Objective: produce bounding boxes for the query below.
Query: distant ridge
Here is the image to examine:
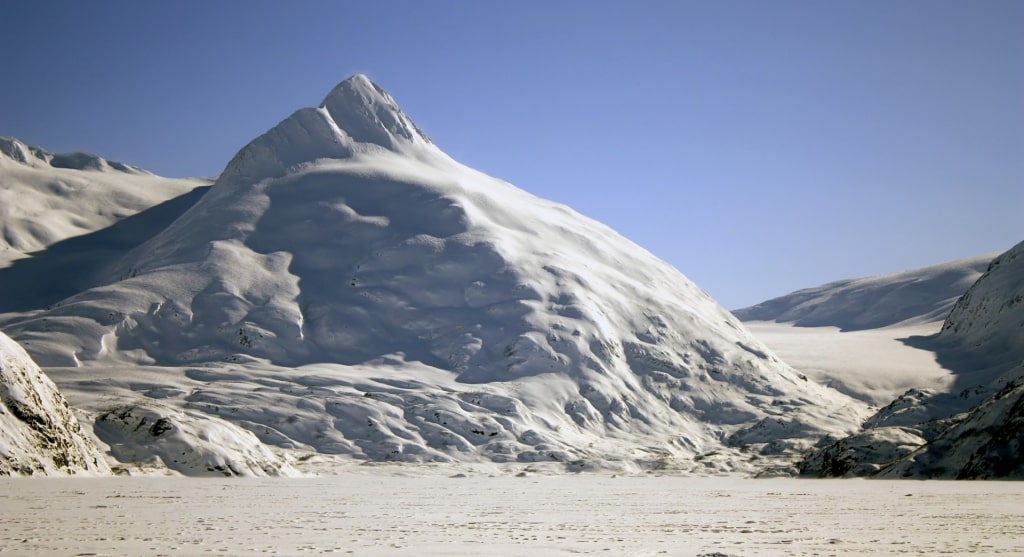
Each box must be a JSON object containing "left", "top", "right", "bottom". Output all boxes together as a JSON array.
[{"left": 734, "top": 253, "right": 998, "bottom": 330}]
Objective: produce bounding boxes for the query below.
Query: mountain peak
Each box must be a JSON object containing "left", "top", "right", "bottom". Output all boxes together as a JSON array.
[
  {"left": 218, "top": 75, "right": 436, "bottom": 185},
  {"left": 319, "top": 74, "right": 431, "bottom": 151}
]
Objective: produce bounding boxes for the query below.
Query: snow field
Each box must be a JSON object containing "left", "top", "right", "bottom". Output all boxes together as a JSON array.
[
  {"left": 743, "top": 321, "right": 952, "bottom": 406},
  {"left": 2, "top": 475, "right": 1022, "bottom": 556}
]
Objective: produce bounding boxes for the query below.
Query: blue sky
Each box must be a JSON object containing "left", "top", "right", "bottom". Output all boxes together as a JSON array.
[{"left": 2, "top": 1, "right": 1021, "bottom": 309}]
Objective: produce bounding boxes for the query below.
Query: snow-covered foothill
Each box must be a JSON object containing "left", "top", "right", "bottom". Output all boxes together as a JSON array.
[
  {"left": 94, "top": 403, "right": 297, "bottom": 477},
  {"left": 798, "top": 426, "right": 928, "bottom": 478},
  {"left": 0, "top": 331, "right": 110, "bottom": 476},
  {"left": 0, "top": 76, "right": 870, "bottom": 474}
]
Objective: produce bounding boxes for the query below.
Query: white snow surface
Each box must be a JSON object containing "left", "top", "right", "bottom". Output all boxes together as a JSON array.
[
  {"left": 0, "top": 137, "right": 207, "bottom": 259},
  {"left": 733, "top": 252, "right": 996, "bottom": 330},
  {"left": 744, "top": 321, "right": 951, "bottom": 406},
  {"left": 0, "top": 331, "right": 109, "bottom": 475},
  {"left": 4, "top": 475, "right": 1024, "bottom": 556},
  {"left": 0, "top": 75, "right": 868, "bottom": 474},
  {"left": 0, "top": 137, "right": 211, "bottom": 312}
]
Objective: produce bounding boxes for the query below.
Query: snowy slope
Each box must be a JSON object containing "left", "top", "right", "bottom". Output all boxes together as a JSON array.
[
  {"left": 0, "top": 331, "right": 110, "bottom": 475},
  {"left": 733, "top": 253, "right": 995, "bottom": 330},
  {"left": 0, "top": 76, "right": 867, "bottom": 474},
  {"left": 800, "top": 240, "right": 1024, "bottom": 478},
  {"left": 0, "top": 137, "right": 208, "bottom": 257},
  {"left": 0, "top": 137, "right": 211, "bottom": 311},
  {"left": 939, "top": 241, "right": 1024, "bottom": 363}
]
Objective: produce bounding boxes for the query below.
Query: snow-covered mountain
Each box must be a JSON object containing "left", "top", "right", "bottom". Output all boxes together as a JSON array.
[
  {"left": 0, "top": 331, "right": 110, "bottom": 475},
  {"left": 799, "top": 240, "right": 1024, "bottom": 478},
  {"left": 733, "top": 253, "right": 996, "bottom": 330},
  {"left": 0, "top": 137, "right": 210, "bottom": 312},
  {"left": 0, "top": 76, "right": 867, "bottom": 474}
]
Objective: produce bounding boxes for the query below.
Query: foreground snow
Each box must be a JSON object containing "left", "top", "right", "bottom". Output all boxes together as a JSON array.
[{"left": 3, "top": 474, "right": 1023, "bottom": 556}]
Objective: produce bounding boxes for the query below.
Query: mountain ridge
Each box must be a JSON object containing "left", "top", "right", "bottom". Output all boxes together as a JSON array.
[
  {"left": 733, "top": 253, "right": 998, "bottom": 331},
  {"left": 0, "top": 76, "right": 867, "bottom": 474}
]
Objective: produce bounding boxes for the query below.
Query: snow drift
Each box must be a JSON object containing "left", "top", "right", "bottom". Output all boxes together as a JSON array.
[{"left": 1, "top": 76, "right": 868, "bottom": 474}]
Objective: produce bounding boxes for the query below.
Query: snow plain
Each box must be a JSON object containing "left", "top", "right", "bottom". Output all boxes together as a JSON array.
[
  {"left": 743, "top": 321, "right": 952, "bottom": 406},
  {"left": 3, "top": 473, "right": 1023, "bottom": 557}
]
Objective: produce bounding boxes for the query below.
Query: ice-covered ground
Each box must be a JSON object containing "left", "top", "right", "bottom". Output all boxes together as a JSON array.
[
  {"left": 743, "top": 321, "right": 951, "bottom": 406},
  {"left": 2, "top": 473, "right": 1022, "bottom": 556}
]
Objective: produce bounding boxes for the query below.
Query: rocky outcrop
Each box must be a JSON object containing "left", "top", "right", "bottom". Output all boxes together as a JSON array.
[{"left": 0, "top": 331, "right": 110, "bottom": 475}]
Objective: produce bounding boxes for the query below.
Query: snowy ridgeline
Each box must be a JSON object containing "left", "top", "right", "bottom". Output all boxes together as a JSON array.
[
  {"left": 0, "top": 76, "right": 873, "bottom": 476},
  {"left": 788, "top": 241, "right": 1024, "bottom": 479},
  {"left": 733, "top": 253, "right": 996, "bottom": 331}
]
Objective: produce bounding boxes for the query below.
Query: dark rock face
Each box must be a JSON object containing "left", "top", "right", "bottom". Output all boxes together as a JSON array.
[{"left": 877, "top": 378, "right": 1024, "bottom": 479}]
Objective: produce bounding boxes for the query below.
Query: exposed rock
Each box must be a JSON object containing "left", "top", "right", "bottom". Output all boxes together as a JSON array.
[{"left": 0, "top": 331, "right": 110, "bottom": 475}]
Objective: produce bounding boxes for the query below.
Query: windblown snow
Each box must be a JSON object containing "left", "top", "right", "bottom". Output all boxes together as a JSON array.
[
  {"left": 0, "top": 75, "right": 868, "bottom": 475},
  {"left": 0, "top": 137, "right": 210, "bottom": 312}
]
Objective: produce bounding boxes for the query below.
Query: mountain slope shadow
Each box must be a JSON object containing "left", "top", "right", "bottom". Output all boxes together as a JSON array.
[{"left": 0, "top": 186, "right": 211, "bottom": 313}]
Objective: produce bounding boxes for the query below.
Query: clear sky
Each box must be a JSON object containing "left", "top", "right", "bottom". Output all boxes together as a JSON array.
[{"left": 2, "top": 1, "right": 1021, "bottom": 309}]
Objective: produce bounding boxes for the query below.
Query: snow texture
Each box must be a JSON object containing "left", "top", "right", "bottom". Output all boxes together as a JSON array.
[
  {"left": 4, "top": 475, "right": 1024, "bottom": 556},
  {"left": 0, "top": 331, "right": 110, "bottom": 475},
  {"left": 733, "top": 253, "right": 995, "bottom": 330},
  {"left": 95, "top": 403, "right": 297, "bottom": 477},
  {"left": 0, "top": 76, "right": 868, "bottom": 475}
]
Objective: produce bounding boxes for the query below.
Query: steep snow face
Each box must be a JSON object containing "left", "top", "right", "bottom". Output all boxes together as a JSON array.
[
  {"left": 733, "top": 254, "right": 996, "bottom": 330},
  {"left": 940, "top": 240, "right": 1024, "bottom": 357},
  {"left": 319, "top": 74, "right": 433, "bottom": 152},
  {"left": 1, "top": 76, "right": 867, "bottom": 472},
  {"left": 0, "top": 332, "right": 110, "bottom": 476}
]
